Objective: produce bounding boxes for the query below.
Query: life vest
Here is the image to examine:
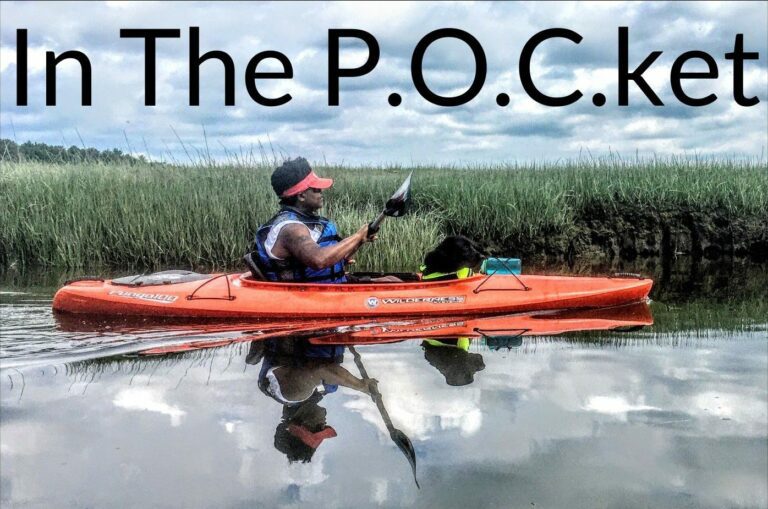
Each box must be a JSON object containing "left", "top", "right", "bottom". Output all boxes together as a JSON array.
[
  {"left": 253, "top": 207, "right": 346, "bottom": 283},
  {"left": 420, "top": 265, "right": 474, "bottom": 281}
]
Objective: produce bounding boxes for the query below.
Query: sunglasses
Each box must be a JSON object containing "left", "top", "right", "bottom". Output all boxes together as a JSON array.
[{"left": 308, "top": 188, "right": 324, "bottom": 193}]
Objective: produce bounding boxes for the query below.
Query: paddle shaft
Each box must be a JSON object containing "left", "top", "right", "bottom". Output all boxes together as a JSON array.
[
  {"left": 368, "top": 211, "right": 386, "bottom": 235},
  {"left": 367, "top": 172, "right": 413, "bottom": 236},
  {"left": 349, "top": 346, "right": 392, "bottom": 426}
]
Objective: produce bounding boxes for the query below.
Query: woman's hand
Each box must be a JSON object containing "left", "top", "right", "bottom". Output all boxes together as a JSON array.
[
  {"left": 356, "top": 224, "right": 378, "bottom": 244},
  {"left": 364, "top": 378, "right": 379, "bottom": 395}
]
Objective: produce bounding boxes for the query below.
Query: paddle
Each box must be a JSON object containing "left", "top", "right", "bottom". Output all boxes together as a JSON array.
[
  {"left": 349, "top": 345, "right": 420, "bottom": 489},
  {"left": 367, "top": 171, "right": 413, "bottom": 236}
]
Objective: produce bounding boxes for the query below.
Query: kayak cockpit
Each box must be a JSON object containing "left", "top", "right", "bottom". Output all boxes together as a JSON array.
[
  {"left": 236, "top": 272, "right": 485, "bottom": 291},
  {"left": 110, "top": 270, "right": 215, "bottom": 287}
]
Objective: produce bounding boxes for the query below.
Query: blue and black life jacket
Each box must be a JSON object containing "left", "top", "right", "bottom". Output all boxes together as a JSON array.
[{"left": 253, "top": 207, "right": 347, "bottom": 283}]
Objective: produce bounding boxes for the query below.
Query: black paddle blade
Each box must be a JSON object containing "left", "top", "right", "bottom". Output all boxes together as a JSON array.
[
  {"left": 391, "top": 428, "right": 420, "bottom": 488},
  {"left": 384, "top": 172, "right": 412, "bottom": 217}
]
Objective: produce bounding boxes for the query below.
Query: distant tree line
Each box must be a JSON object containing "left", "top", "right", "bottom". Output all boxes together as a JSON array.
[{"left": 0, "top": 138, "right": 147, "bottom": 164}]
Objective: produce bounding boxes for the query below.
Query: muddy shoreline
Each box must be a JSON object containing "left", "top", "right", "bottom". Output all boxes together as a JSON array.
[{"left": 492, "top": 205, "right": 767, "bottom": 265}]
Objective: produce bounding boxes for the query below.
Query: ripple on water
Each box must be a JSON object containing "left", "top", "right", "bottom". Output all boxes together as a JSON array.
[{"left": 0, "top": 296, "right": 266, "bottom": 369}]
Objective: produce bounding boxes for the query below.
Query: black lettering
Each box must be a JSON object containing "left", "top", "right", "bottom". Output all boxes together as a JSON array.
[
  {"left": 725, "top": 34, "right": 760, "bottom": 107},
  {"left": 245, "top": 51, "right": 293, "bottom": 106},
  {"left": 45, "top": 50, "right": 92, "bottom": 106},
  {"left": 619, "top": 27, "right": 663, "bottom": 106},
  {"left": 670, "top": 51, "right": 718, "bottom": 106},
  {"left": 519, "top": 28, "right": 583, "bottom": 107},
  {"left": 411, "top": 28, "right": 486, "bottom": 107},
  {"left": 328, "top": 29, "right": 380, "bottom": 106},
  {"left": 189, "top": 27, "right": 235, "bottom": 106},
  {"left": 16, "top": 29, "right": 27, "bottom": 106},
  {"left": 120, "top": 28, "right": 181, "bottom": 106}
]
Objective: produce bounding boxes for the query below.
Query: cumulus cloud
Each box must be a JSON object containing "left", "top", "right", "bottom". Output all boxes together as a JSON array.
[{"left": 0, "top": 1, "right": 765, "bottom": 164}]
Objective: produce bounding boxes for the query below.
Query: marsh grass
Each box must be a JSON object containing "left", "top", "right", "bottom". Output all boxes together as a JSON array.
[{"left": 1, "top": 157, "right": 766, "bottom": 271}]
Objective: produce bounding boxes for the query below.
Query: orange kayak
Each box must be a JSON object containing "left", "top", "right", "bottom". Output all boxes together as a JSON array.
[{"left": 53, "top": 271, "right": 652, "bottom": 319}]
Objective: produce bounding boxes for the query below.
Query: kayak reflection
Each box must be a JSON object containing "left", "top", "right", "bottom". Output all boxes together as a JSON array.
[
  {"left": 306, "top": 302, "right": 653, "bottom": 346},
  {"left": 55, "top": 302, "right": 653, "bottom": 359}
]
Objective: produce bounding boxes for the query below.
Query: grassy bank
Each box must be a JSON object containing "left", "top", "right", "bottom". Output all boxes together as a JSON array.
[{"left": 1, "top": 158, "right": 766, "bottom": 271}]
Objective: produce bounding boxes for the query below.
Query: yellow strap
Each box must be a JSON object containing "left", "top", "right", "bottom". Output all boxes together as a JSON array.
[{"left": 421, "top": 266, "right": 473, "bottom": 280}]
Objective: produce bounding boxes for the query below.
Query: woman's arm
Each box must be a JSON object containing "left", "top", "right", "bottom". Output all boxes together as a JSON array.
[{"left": 276, "top": 223, "right": 372, "bottom": 270}]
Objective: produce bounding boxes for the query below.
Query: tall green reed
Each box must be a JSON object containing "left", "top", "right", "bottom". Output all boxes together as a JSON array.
[{"left": 2, "top": 157, "right": 766, "bottom": 271}]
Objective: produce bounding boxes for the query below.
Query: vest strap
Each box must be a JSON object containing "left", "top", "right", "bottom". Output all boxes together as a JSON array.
[{"left": 420, "top": 266, "right": 473, "bottom": 280}]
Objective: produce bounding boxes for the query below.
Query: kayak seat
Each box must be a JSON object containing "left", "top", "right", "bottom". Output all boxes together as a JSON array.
[
  {"left": 347, "top": 272, "right": 421, "bottom": 283},
  {"left": 243, "top": 252, "right": 267, "bottom": 281}
]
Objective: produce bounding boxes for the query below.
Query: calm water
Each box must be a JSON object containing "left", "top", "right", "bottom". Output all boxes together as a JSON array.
[{"left": 1, "top": 265, "right": 767, "bottom": 509}]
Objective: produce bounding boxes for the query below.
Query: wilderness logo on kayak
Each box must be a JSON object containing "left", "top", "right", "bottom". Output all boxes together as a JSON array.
[
  {"left": 374, "top": 321, "right": 467, "bottom": 334},
  {"left": 108, "top": 290, "right": 178, "bottom": 304},
  {"left": 367, "top": 296, "right": 466, "bottom": 307}
]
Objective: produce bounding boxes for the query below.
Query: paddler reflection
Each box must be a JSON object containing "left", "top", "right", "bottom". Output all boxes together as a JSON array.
[{"left": 246, "top": 336, "right": 377, "bottom": 463}]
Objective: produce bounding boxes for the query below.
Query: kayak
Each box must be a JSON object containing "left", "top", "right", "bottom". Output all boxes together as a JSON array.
[{"left": 52, "top": 270, "right": 653, "bottom": 319}]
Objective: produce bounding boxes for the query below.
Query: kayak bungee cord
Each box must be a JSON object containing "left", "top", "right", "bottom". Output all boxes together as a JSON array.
[
  {"left": 186, "top": 274, "right": 235, "bottom": 301},
  {"left": 473, "top": 259, "right": 531, "bottom": 293}
]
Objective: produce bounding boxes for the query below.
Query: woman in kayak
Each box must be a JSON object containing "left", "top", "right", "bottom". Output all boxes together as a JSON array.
[{"left": 252, "top": 157, "right": 376, "bottom": 283}]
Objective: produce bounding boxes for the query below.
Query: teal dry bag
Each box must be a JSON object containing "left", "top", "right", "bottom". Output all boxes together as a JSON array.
[{"left": 480, "top": 257, "right": 522, "bottom": 275}]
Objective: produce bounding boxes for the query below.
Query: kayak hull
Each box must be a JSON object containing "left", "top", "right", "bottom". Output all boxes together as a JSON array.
[{"left": 53, "top": 272, "right": 653, "bottom": 319}]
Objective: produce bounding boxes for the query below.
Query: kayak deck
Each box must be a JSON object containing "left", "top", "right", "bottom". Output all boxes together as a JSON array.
[{"left": 52, "top": 272, "right": 653, "bottom": 318}]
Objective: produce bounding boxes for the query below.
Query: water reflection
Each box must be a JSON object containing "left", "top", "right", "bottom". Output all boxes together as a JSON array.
[
  {"left": 252, "top": 339, "right": 359, "bottom": 463},
  {"left": 0, "top": 302, "right": 655, "bottom": 367},
  {"left": 207, "top": 304, "right": 654, "bottom": 490},
  {"left": 2, "top": 304, "right": 766, "bottom": 508},
  {"left": 249, "top": 336, "right": 422, "bottom": 486},
  {"left": 421, "top": 339, "right": 486, "bottom": 387}
]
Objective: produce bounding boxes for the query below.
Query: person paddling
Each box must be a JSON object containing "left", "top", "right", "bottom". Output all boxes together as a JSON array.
[{"left": 252, "top": 157, "right": 373, "bottom": 283}]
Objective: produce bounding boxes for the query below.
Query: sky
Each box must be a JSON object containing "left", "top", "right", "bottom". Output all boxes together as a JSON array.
[{"left": 0, "top": 1, "right": 766, "bottom": 165}]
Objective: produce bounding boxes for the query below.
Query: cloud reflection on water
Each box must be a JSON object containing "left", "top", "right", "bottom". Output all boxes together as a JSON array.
[{"left": 1, "top": 332, "right": 766, "bottom": 508}]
